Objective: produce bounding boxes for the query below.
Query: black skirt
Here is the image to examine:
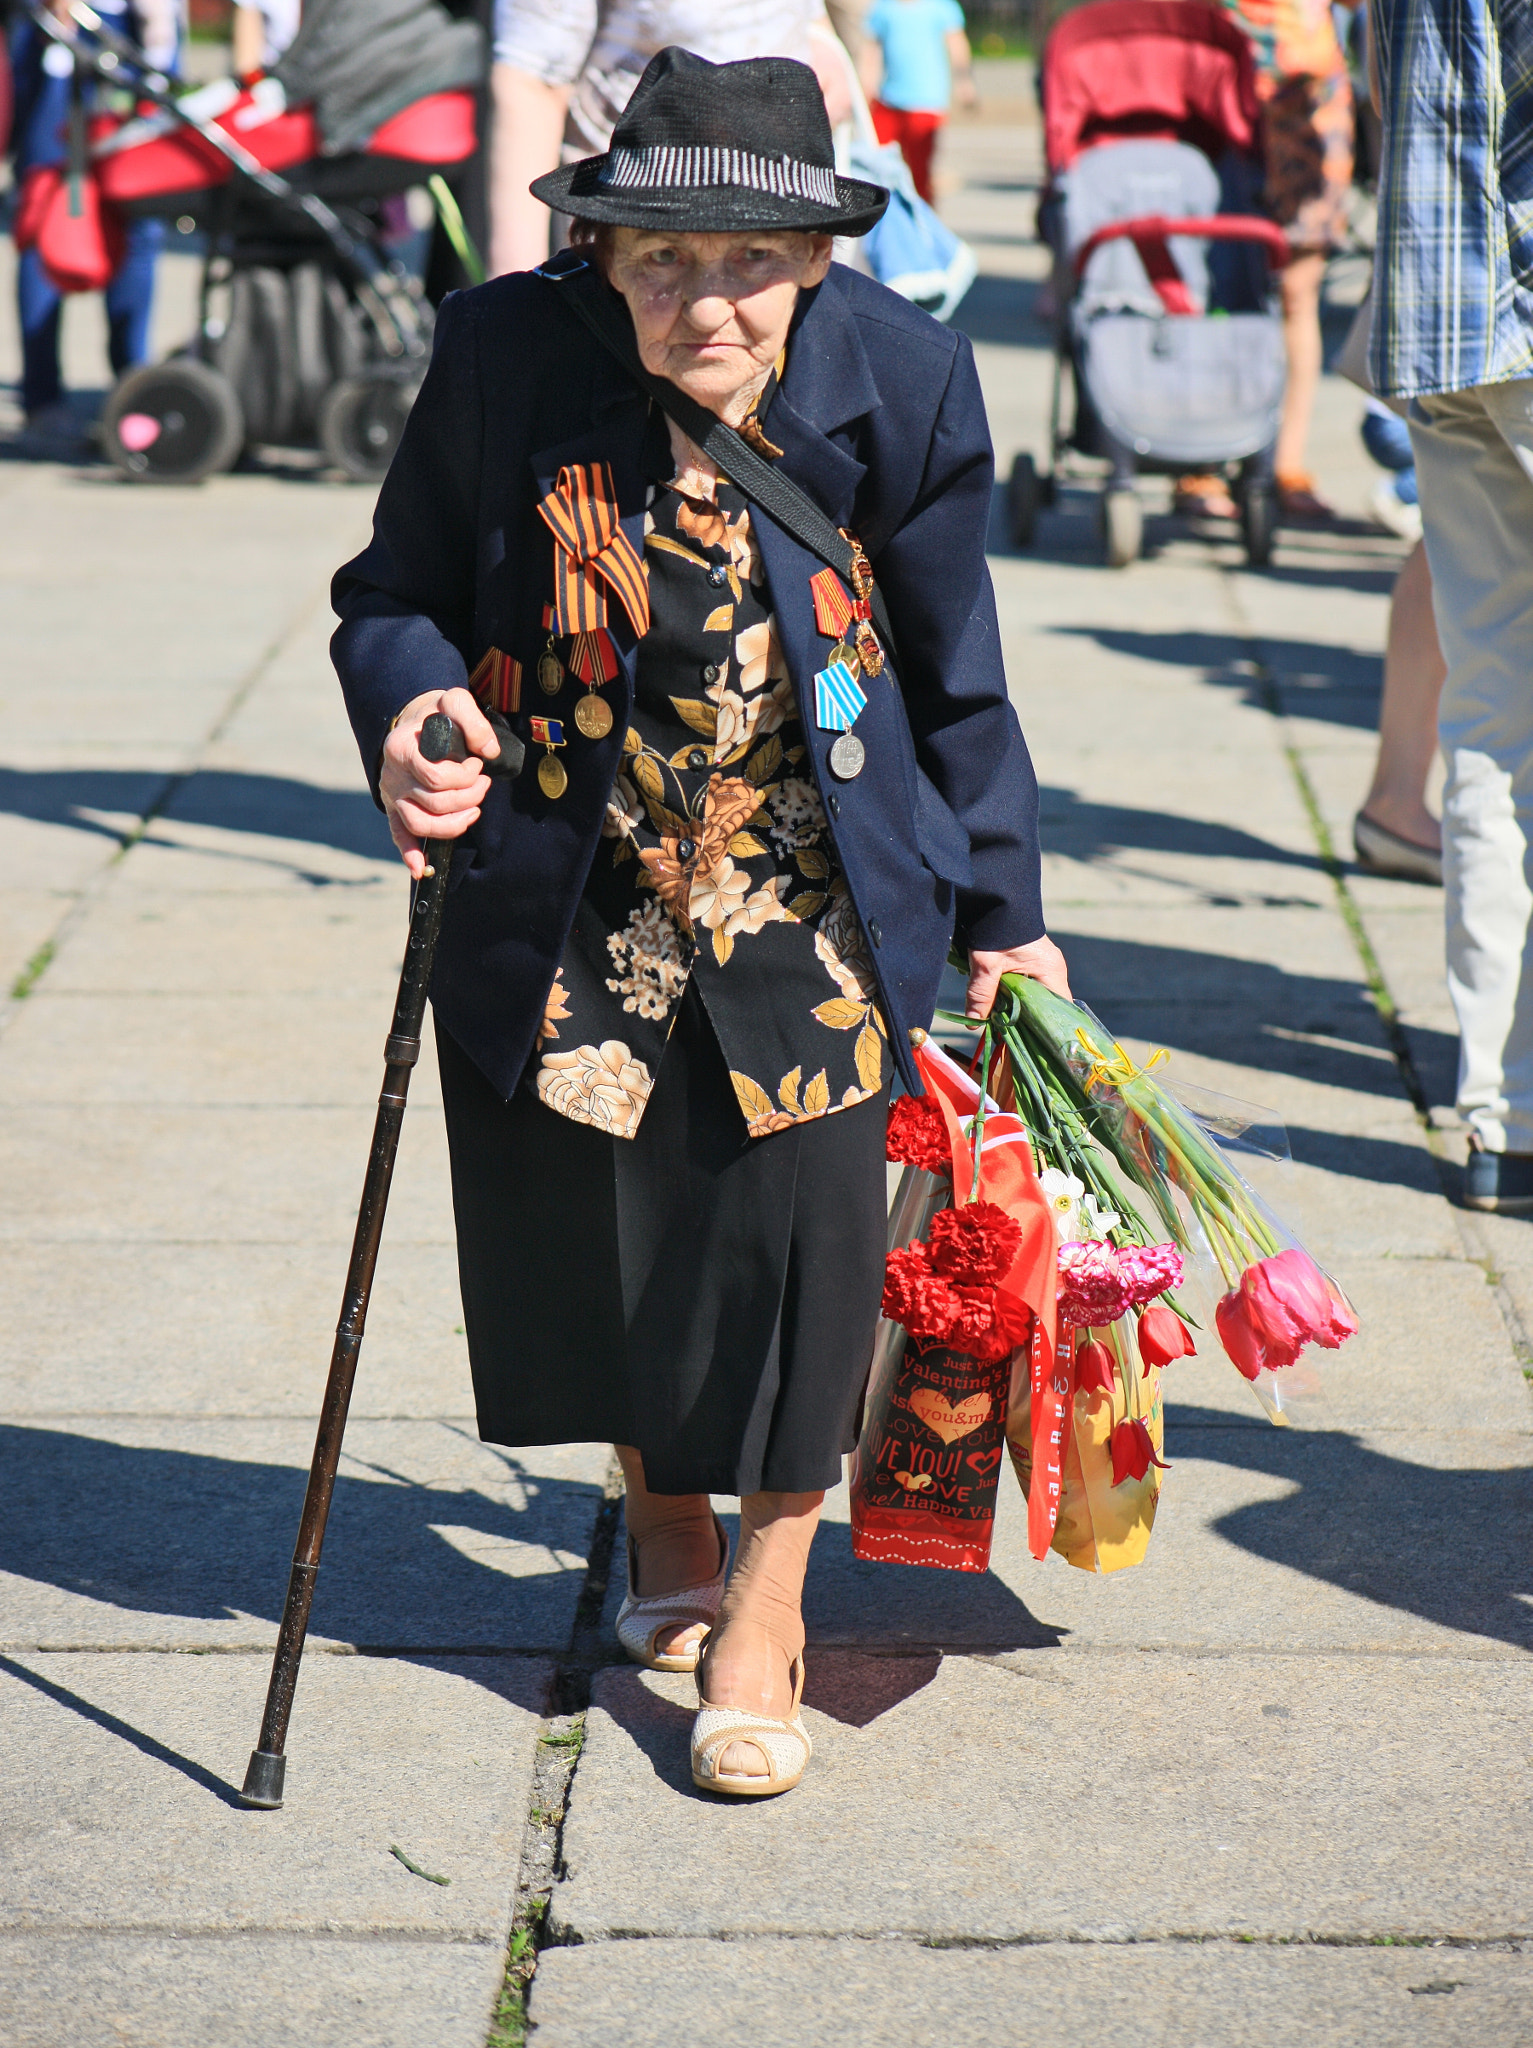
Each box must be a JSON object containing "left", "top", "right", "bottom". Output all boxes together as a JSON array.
[{"left": 437, "top": 983, "right": 890, "bottom": 1495}]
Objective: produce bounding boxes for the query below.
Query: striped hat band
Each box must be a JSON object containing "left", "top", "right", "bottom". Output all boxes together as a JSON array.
[{"left": 600, "top": 146, "right": 840, "bottom": 208}]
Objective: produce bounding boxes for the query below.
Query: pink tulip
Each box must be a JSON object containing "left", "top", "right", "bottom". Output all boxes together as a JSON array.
[
  {"left": 1137, "top": 1305, "right": 1196, "bottom": 1373},
  {"left": 1216, "top": 1248, "right": 1357, "bottom": 1377}
]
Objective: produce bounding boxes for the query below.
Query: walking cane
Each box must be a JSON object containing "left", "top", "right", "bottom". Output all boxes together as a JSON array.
[{"left": 239, "top": 709, "right": 523, "bottom": 1810}]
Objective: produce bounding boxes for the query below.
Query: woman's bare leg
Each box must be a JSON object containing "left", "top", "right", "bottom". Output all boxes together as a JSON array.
[
  {"left": 1361, "top": 538, "right": 1446, "bottom": 849},
  {"left": 701, "top": 1489, "right": 823, "bottom": 1779},
  {"left": 1275, "top": 251, "right": 1326, "bottom": 484},
  {"left": 614, "top": 1445, "right": 719, "bottom": 1660}
]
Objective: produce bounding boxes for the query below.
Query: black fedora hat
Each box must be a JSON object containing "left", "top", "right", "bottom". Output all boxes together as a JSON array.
[{"left": 530, "top": 47, "right": 889, "bottom": 237}]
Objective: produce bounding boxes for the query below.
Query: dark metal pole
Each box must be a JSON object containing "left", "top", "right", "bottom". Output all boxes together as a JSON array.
[{"left": 238, "top": 710, "right": 520, "bottom": 1809}]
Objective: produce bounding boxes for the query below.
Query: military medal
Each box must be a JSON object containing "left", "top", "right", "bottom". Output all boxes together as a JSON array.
[
  {"left": 814, "top": 656, "right": 867, "bottom": 734},
  {"left": 574, "top": 691, "right": 614, "bottom": 739},
  {"left": 530, "top": 715, "right": 568, "bottom": 797},
  {"left": 538, "top": 645, "right": 563, "bottom": 696},
  {"left": 829, "top": 732, "right": 865, "bottom": 780}
]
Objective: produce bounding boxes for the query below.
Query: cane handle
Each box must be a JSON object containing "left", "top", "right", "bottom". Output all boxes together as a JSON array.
[{"left": 418, "top": 708, "right": 525, "bottom": 778}]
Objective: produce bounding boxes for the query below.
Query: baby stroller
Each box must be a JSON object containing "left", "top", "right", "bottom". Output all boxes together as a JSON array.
[
  {"left": 1011, "top": 0, "right": 1291, "bottom": 567},
  {"left": 20, "top": 0, "right": 482, "bottom": 482}
]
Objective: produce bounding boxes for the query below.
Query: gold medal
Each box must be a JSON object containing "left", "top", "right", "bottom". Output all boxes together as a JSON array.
[
  {"left": 538, "top": 650, "right": 563, "bottom": 696},
  {"left": 574, "top": 693, "right": 614, "bottom": 739},
  {"left": 829, "top": 641, "right": 858, "bottom": 673},
  {"left": 537, "top": 752, "right": 569, "bottom": 798}
]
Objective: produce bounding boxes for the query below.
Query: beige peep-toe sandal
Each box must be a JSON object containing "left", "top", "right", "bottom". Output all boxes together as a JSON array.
[
  {"left": 615, "top": 1512, "right": 729, "bottom": 1672},
  {"left": 690, "top": 1636, "right": 813, "bottom": 1798}
]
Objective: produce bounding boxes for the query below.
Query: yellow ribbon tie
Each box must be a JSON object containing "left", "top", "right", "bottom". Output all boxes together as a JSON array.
[{"left": 1074, "top": 1027, "right": 1170, "bottom": 1093}]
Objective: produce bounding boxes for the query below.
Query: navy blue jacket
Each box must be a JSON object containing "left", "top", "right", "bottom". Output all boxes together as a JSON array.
[{"left": 331, "top": 257, "right": 1044, "bottom": 1100}]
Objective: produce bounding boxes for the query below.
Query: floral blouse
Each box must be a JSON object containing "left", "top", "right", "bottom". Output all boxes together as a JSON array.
[{"left": 531, "top": 454, "right": 889, "bottom": 1141}]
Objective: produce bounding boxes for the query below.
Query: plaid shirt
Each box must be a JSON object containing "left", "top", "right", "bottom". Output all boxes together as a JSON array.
[{"left": 1371, "top": 0, "right": 1533, "bottom": 398}]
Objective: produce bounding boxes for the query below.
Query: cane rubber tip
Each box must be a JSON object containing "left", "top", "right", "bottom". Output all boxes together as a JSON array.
[{"left": 238, "top": 1748, "right": 286, "bottom": 1809}]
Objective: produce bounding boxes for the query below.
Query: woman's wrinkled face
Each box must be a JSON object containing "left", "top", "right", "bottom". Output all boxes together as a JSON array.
[{"left": 601, "top": 229, "right": 834, "bottom": 421}]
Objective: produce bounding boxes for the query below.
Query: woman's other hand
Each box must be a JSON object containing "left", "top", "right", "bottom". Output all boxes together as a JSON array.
[
  {"left": 965, "top": 937, "right": 1072, "bottom": 1017},
  {"left": 380, "top": 687, "right": 499, "bottom": 880}
]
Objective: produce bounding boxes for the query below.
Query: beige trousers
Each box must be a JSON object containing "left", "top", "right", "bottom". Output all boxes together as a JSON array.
[{"left": 1411, "top": 378, "right": 1533, "bottom": 1150}]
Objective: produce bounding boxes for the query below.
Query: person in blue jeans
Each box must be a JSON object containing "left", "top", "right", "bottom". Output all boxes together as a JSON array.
[{"left": 8, "top": 1, "right": 173, "bottom": 446}]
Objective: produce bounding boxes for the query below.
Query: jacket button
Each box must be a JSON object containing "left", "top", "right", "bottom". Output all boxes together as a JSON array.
[
  {"left": 687, "top": 748, "right": 709, "bottom": 772},
  {"left": 827, "top": 793, "right": 840, "bottom": 818},
  {"left": 708, "top": 564, "right": 728, "bottom": 586},
  {"left": 702, "top": 662, "right": 721, "bottom": 685},
  {"left": 677, "top": 838, "right": 696, "bottom": 862},
  {"left": 868, "top": 919, "right": 882, "bottom": 948}
]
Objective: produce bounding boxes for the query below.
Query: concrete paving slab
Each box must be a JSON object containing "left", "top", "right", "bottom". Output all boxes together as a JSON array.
[
  {"left": 0, "top": 1102, "right": 452, "bottom": 1244},
  {"left": 0, "top": 1651, "right": 545, "bottom": 1934},
  {"left": 528, "top": 1936, "right": 1533, "bottom": 2048},
  {"left": 41, "top": 889, "right": 413, "bottom": 996},
  {"left": 0, "top": 1240, "right": 470, "bottom": 1417},
  {"left": 790, "top": 1422, "right": 1533, "bottom": 1661},
  {"left": 0, "top": 1932, "right": 505, "bottom": 2048},
  {"left": 0, "top": 1421, "right": 608, "bottom": 1652},
  {"left": 553, "top": 1652, "right": 1533, "bottom": 1944},
  {"left": 0, "top": 993, "right": 440, "bottom": 1107}
]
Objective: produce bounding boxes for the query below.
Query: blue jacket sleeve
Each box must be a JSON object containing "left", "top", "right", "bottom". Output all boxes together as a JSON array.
[
  {"left": 330, "top": 291, "right": 484, "bottom": 802},
  {"left": 875, "top": 332, "right": 1045, "bottom": 951}
]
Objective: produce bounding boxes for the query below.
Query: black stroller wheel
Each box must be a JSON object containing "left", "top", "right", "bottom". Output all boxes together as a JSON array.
[
  {"left": 1007, "top": 451, "right": 1041, "bottom": 549},
  {"left": 317, "top": 371, "right": 421, "bottom": 482},
  {"left": 102, "top": 360, "right": 245, "bottom": 484}
]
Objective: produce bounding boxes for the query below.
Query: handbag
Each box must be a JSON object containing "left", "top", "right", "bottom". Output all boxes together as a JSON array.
[{"left": 12, "top": 76, "right": 124, "bottom": 296}]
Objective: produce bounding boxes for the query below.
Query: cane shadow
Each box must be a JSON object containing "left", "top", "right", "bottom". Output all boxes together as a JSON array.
[
  {"left": 1170, "top": 1405, "right": 1533, "bottom": 1654},
  {"left": 0, "top": 1425, "right": 597, "bottom": 1793},
  {"left": 0, "top": 765, "right": 393, "bottom": 872}
]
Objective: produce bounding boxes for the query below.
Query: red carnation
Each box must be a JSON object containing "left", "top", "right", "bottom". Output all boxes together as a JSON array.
[
  {"left": 1137, "top": 1305, "right": 1196, "bottom": 1374},
  {"left": 1110, "top": 1417, "right": 1170, "bottom": 1485},
  {"left": 928, "top": 1201, "right": 1023, "bottom": 1286},
  {"left": 1075, "top": 1337, "right": 1117, "bottom": 1396},
  {"left": 886, "top": 1094, "right": 951, "bottom": 1175}
]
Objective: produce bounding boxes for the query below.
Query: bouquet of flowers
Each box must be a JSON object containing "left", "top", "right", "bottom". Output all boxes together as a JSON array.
[{"left": 850, "top": 972, "right": 1359, "bottom": 1579}]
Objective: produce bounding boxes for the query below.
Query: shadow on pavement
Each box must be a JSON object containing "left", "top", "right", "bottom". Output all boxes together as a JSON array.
[
  {"left": 1049, "top": 624, "right": 1383, "bottom": 727},
  {"left": 1052, "top": 929, "right": 1456, "bottom": 1104},
  {"left": 0, "top": 1651, "right": 246, "bottom": 1805},
  {"left": 1039, "top": 783, "right": 1325, "bottom": 876},
  {"left": 0, "top": 1424, "right": 599, "bottom": 1659},
  {"left": 0, "top": 765, "right": 392, "bottom": 865},
  {"left": 1169, "top": 1406, "right": 1533, "bottom": 1655}
]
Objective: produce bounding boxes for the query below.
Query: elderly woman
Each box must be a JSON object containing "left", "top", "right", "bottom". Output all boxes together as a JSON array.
[{"left": 332, "top": 46, "right": 1067, "bottom": 1798}]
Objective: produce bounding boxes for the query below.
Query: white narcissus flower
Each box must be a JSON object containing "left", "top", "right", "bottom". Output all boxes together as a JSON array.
[
  {"left": 1039, "top": 1167, "right": 1086, "bottom": 1241},
  {"left": 1082, "top": 1193, "right": 1122, "bottom": 1239}
]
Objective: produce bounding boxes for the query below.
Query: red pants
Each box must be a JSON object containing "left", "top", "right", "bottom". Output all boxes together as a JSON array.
[{"left": 870, "top": 102, "right": 946, "bottom": 204}]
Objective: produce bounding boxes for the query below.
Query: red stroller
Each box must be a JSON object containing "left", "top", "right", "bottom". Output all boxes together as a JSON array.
[
  {"left": 1012, "top": 0, "right": 1291, "bottom": 567},
  {"left": 20, "top": 0, "right": 481, "bottom": 481}
]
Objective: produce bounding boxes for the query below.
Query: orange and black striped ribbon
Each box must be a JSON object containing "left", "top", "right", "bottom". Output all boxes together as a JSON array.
[
  {"left": 468, "top": 646, "right": 522, "bottom": 714},
  {"left": 536, "top": 462, "right": 651, "bottom": 640}
]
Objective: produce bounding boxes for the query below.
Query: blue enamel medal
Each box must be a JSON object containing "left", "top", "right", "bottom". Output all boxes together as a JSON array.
[{"left": 813, "top": 657, "right": 867, "bottom": 733}]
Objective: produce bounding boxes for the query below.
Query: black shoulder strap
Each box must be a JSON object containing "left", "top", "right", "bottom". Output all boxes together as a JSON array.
[{"left": 545, "top": 262, "right": 899, "bottom": 664}]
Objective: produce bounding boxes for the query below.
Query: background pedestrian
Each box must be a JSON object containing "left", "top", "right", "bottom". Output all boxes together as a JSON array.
[
  {"left": 1372, "top": 0, "right": 1533, "bottom": 1209},
  {"left": 859, "top": 0, "right": 976, "bottom": 204}
]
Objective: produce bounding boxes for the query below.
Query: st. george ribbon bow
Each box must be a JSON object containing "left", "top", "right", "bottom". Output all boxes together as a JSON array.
[{"left": 536, "top": 461, "right": 651, "bottom": 640}]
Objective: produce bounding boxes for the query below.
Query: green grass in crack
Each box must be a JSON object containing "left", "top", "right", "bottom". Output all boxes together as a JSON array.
[{"left": 487, "top": 1904, "right": 546, "bottom": 2048}]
